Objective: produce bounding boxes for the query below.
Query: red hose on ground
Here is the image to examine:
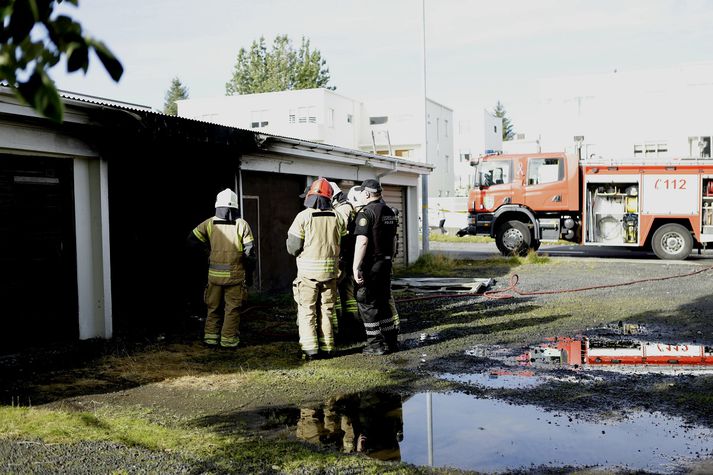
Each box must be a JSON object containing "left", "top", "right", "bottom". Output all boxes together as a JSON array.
[{"left": 396, "top": 264, "right": 713, "bottom": 303}]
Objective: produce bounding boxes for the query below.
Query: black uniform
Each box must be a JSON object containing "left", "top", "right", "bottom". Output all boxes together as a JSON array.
[{"left": 354, "top": 199, "right": 398, "bottom": 351}]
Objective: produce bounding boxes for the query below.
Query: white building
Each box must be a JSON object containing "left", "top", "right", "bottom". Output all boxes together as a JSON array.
[
  {"left": 453, "top": 109, "right": 502, "bottom": 196},
  {"left": 538, "top": 62, "right": 713, "bottom": 160},
  {"left": 178, "top": 88, "right": 455, "bottom": 196}
]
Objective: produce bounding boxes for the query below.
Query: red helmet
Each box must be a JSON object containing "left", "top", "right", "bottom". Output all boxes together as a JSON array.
[{"left": 306, "top": 178, "right": 333, "bottom": 199}]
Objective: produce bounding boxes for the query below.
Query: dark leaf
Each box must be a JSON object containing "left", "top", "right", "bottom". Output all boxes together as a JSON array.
[
  {"left": 8, "top": 0, "right": 38, "bottom": 42},
  {"left": 66, "top": 42, "right": 88, "bottom": 73},
  {"left": 88, "top": 38, "right": 123, "bottom": 81}
]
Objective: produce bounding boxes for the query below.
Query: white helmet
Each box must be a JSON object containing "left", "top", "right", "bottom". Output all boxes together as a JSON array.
[
  {"left": 215, "top": 188, "right": 239, "bottom": 209},
  {"left": 347, "top": 186, "right": 361, "bottom": 206}
]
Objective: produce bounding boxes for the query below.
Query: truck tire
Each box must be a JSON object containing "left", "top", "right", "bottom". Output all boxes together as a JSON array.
[
  {"left": 496, "top": 220, "right": 532, "bottom": 256},
  {"left": 651, "top": 223, "right": 692, "bottom": 260}
]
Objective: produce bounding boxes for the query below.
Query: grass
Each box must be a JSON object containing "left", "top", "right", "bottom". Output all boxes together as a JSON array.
[
  {"left": 397, "top": 251, "right": 551, "bottom": 277},
  {"left": 0, "top": 405, "right": 456, "bottom": 474}
]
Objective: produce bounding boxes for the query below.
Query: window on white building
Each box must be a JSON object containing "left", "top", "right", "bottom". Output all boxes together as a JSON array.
[
  {"left": 288, "top": 109, "right": 296, "bottom": 124},
  {"left": 296, "top": 106, "right": 317, "bottom": 124},
  {"left": 395, "top": 149, "right": 412, "bottom": 158},
  {"left": 459, "top": 150, "right": 471, "bottom": 162},
  {"left": 633, "top": 142, "right": 668, "bottom": 158},
  {"left": 369, "top": 116, "right": 388, "bottom": 125},
  {"left": 689, "top": 136, "right": 711, "bottom": 158},
  {"left": 444, "top": 119, "right": 449, "bottom": 137},
  {"left": 327, "top": 108, "right": 334, "bottom": 127},
  {"left": 459, "top": 120, "right": 471, "bottom": 135},
  {"left": 347, "top": 113, "right": 353, "bottom": 124},
  {"left": 250, "top": 110, "right": 269, "bottom": 128}
]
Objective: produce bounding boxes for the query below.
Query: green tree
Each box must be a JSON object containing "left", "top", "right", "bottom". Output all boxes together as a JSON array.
[
  {"left": 0, "top": 0, "right": 123, "bottom": 122},
  {"left": 163, "top": 76, "right": 188, "bottom": 115},
  {"left": 225, "top": 35, "right": 333, "bottom": 95},
  {"left": 493, "top": 100, "right": 515, "bottom": 141}
]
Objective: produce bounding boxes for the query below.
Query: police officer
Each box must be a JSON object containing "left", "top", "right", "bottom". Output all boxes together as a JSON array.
[
  {"left": 287, "top": 178, "right": 347, "bottom": 360},
  {"left": 188, "top": 188, "right": 255, "bottom": 348},
  {"left": 352, "top": 179, "right": 398, "bottom": 355}
]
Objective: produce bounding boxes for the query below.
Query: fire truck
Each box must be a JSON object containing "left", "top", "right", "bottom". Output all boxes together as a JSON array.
[{"left": 457, "top": 152, "right": 713, "bottom": 259}]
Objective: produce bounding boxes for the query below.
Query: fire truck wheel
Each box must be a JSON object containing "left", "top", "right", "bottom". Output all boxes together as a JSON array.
[
  {"left": 496, "top": 220, "right": 532, "bottom": 256},
  {"left": 651, "top": 223, "right": 692, "bottom": 260}
]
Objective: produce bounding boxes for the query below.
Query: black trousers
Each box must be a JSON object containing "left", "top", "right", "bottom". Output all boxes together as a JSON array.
[{"left": 356, "top": 259, "right": 398, "bottom": 350}]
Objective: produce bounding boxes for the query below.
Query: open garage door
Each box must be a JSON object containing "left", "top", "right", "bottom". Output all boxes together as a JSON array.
[
  {"left": 0, "top": 155, "right": 78, "bottom": 351},
  {"left": 382, "top": 185, "right": 407, "bottom": 267}
]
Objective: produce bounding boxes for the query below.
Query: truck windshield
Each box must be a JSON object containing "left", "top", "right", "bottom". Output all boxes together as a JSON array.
[{"left": 476, "top": 160, "right": 513, "bottom": 187}]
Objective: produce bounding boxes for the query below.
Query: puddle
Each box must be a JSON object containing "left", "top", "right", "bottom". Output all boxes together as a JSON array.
[{"left": 283, "top": 391, "right": 713, "bottom": 473}]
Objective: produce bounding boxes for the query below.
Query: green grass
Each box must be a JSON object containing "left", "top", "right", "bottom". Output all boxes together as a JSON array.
[
  {"left": 0, "top": 406, "right": 455, "bottom": 474},
  {"left": 398, "top": 252, "right": 550, "bottom": 277}
]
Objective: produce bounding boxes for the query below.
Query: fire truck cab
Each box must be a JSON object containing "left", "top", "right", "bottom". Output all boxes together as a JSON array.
[{"left": 458, "top": 152, "right": 713, "bottom": 260}]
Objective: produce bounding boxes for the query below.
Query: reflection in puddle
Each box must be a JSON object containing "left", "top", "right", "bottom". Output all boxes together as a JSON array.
[
  {"left": 402, "top": 392, "right": 713, "bottom": 473},
  {"left": 285, "top": 390, "right": 713, "bottom": 472},
  {"left": 292, "top": 392, "right": 403, "bottom": 461}
]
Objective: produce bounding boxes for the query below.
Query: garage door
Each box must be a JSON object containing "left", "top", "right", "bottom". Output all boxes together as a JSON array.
[
  {"left": 0, "top": 155, "right": 78, "bottom": 350},
  {"left": 382, "top": 185, "right": 406, "bottom": 267}
]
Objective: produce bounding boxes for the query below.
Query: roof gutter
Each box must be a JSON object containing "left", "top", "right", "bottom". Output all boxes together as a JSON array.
[{"left": 261, "top": 135, "right": 433, "bottom": 175}]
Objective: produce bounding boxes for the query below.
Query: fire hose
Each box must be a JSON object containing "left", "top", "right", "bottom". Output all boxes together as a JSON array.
[{"left": 395, "top": 264, "right": 713, "bottom": 303}]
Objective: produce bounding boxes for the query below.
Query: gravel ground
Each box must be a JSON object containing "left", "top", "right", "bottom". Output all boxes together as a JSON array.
[{"left": 3, "top": 247, "right": 713, "bottom": 474}]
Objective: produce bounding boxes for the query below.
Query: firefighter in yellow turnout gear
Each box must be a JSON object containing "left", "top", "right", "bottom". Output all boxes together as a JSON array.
[
  {"left": 287, "top": 178, "right": 347, "bottom": 360},
  {"left": 189, "top": 189, "right": 255, "bottom": 348}
]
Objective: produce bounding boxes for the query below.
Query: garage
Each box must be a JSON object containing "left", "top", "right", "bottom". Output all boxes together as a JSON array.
[{"left": 0, "top": 154, "right": 78, "bottom": 349}]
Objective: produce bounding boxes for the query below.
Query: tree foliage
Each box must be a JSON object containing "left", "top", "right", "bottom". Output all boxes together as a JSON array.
[
  {"left": 0, "top": 0, "right": 123, "bottom": 122},
  {"left": 493, "top": 100, "right": 515, "bottom": 141},
  {"left": 225, "top": 35, "right": 333, "bottom": 95},
  {"left": 163, "top": 76, "right": 188, "bottom": 115}
]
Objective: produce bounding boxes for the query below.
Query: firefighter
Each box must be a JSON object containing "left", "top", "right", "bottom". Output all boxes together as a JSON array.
[
  {"left": 287, "top": 178, "right": 347, "bottom": 360},
  {"left": 188, "top": 188, "right": 255, "bottom": 348},
  {"left": 329, "top": 183, "right": 365, "bottom": 344},
  {"left": 352, "top": 179, "right": 399, "bottom": 355}
]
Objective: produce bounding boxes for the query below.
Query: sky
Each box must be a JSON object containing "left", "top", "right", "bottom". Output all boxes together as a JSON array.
[{"left": 53, "top": 0, "right": 713, "bottom": 136}]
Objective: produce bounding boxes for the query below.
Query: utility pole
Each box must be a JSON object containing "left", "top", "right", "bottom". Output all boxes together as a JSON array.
[{"left": 420, "top": 0, "right": 430, "bottom": 253}]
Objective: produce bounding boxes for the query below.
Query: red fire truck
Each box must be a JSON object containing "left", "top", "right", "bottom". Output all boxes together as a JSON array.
[{"left": 457, "top": 152, "right": 713, "bottom": 259}]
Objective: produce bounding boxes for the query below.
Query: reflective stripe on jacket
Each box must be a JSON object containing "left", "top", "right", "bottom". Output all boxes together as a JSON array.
[
  {"left": 193, "top": 217, "right": 254, "bottom": 285},
  {"left": 288, "top": 208, "right": 347, "bottom": 281}
]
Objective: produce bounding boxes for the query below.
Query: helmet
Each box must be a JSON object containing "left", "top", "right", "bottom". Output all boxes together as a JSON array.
[
  {"left": 347, "top": 186, "right": 361, "bottom": 205},
  {"left": 215, "top": 188, "right": 239, "bottom": 208},
  {"left": 306, "top": 178, "right": 333, "bottom": 199}
]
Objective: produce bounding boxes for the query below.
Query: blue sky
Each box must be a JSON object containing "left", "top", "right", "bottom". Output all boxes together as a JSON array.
[{"left": 54, "top": 0, "right": 713, "bottom": 134}]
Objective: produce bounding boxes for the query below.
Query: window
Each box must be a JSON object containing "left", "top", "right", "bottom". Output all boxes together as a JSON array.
[
  {"left": 476, "top": 160, "right": 513, "bottom": 187},
  {"left": 459, "top": 120, "right": 471, "bottom": 135},
  {"left": 327, "top": 108, "right": 334, "bottom": 128},
  {"left": 250, "top": 110, "right": 269, "bottom": 128},
  {"left": 297, "top": 106, "right": 317, "bottom": 124},
  {"left": 688, "top": 137, "right": 711, "bottom": 158},
  {"left": 288, "top": 109, "right": 296, "bottom": 124},
  {"left": 527, "top": 158, "right": 564, "bottom": 185},
  {"left": 369, "top": 116, "right": 388, "bottom": 125},
  {"left": 444, "top": 119, "right": 449, "bottom": 137},
  {"left": 394, "top": 149, "right": 412, "bottom": 158},
  {"left": 347, "top": 114, "right": 353, "bottom": 124},
  {"left": 460, "top": 152, "right": 471, "bottom": 163},
  {"left": 634, "top": 142, "right": 668, "bottom": 158}
]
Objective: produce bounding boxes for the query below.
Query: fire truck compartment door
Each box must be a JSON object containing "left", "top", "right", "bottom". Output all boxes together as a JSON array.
[{"left": 641, "top": 174, "right": 698, "bottom": 215}]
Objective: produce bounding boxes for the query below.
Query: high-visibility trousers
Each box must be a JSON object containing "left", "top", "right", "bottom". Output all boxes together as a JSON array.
[
  {"left": 204, "top": 282, "right": 244, "bottom": 347},
  {"left": 293, "top": 276, "right": 338, "bottom": 355},
  {"left": 356, "top": 260, "right": 398, "bottom": 350},
  {"left": 335, "top": 270, "right": 365, "bottom": 343}
]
